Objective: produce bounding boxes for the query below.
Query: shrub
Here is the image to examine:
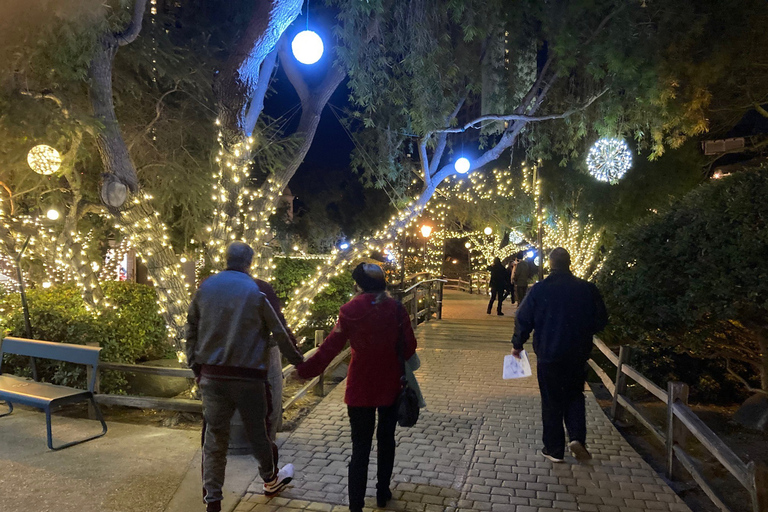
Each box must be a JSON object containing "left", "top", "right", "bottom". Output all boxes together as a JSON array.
[
  {"left": 0, "top": 282, "right": 169, "bottom": 394},
  {"left": 596, "top": 167, "right": 768, "bottom": 402}
]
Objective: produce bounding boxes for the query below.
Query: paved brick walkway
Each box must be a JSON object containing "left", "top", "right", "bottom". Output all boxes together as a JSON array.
[{"left": 235, "top": 290, "right": 690, "bottom": 512}]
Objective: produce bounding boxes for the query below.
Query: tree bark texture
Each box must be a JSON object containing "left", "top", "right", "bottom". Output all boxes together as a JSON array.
[
  {"left": 88, "top": 0, "right": 149, "bottom": 208},
  {"left": 215, "top": 0, "right": 303, "bottom": 133},
  {"left": 121, "top": 199, "right": 189, "bottom": 350}
]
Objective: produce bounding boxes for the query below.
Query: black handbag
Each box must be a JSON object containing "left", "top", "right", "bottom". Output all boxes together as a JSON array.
[{"left": 395, "top": 306, "right": 419, "bottom": 428}]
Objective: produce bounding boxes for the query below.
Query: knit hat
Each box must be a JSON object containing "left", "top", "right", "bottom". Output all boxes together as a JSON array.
[{"left": 351, "top": 263, "right": 386, "bottom": 292}]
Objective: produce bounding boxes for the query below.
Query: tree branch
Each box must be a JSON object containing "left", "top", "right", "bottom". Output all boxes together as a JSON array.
[
  {"left": 115, "top": 0, "right": 149, "bottom": 46},
  {"left": 279, "top": 34, "right": 311, "bottom": 103},
  {"left": 19, "top": 90, "right": 70, "bottom": 118},
  {"left": 726, "top": 359, "right": 768, "bottom": 395},
  {"left": 0, "top": 181, "right": 14, "bottom": 215},
  {"left": 243, "top": 47, "right": 279, "bottom": 136},
  {"left": 128, "top": 84, "right": 180, "bottom": 151},
  {"left": 434, "top": 88, "right": 606, "bottom": 134}
]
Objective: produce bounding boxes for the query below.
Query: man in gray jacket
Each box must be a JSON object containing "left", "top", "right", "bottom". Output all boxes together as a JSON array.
[{"left": 186, "top": 242, "right": 304, "bottom": 512}]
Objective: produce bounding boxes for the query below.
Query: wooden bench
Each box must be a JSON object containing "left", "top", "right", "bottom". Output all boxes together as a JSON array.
[{"left": 0, "top": 337, "right": 108, "bottom": 450}]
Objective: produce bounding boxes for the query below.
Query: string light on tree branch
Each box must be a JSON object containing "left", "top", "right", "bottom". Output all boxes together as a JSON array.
[{"left": 586, "top": 138, "right": 632, "bottom": 184}]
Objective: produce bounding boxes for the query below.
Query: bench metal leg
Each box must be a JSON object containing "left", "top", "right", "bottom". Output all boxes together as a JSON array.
[
  {"left": 0, "top": 400, "right": 12, "bottom": 417},
  {"left": 45, "top": 397, "right": 108, "bottom": 451}
]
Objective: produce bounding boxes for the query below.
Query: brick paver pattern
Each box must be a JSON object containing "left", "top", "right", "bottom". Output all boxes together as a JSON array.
[{"left": 236, "top": 290, "right": 691, "bottom": 512}]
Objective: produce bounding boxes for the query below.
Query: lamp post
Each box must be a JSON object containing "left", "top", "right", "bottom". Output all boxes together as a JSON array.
[{"left": 465, "top": 241, "right": 473, "bottom": 293}]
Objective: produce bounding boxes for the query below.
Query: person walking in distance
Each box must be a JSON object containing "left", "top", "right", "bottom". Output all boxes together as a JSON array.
[
  {"left": 502, "top": 259, "right": 516, "bottom": 305},
  {"left": 513, "top": 256, "right": 531, "bottom": 303},
  {"left": 296, "top": 263, "right": 417, "bottom": 512},
  {"left": 186, "top": 242, "right": 304, "bottom": 512},
  {"left": 510, "top": 248, "right": 607, "bottom": 462},
  {"left": 487, "top": 257, "right": 508, "bottom": 315}
]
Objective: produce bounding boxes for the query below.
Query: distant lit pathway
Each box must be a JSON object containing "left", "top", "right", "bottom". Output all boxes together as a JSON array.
[{"left": 234, "top": 290, "right": 690, "bottom": 512}]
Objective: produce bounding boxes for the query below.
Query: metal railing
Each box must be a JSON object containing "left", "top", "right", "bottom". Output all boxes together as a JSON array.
[{"left": 589, "top": 338, "right": 768, "bottom": 512}]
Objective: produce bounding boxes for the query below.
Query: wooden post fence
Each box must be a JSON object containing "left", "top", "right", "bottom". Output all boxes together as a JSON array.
[{"left": 666, "top": 381, "right": 690, "bottom": 481}]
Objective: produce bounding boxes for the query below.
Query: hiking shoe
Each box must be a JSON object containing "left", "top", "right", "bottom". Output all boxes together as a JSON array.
[
  {"left": 264, "top": 463, "right": 294, "bottom": 496},
  {"left": 568, "top": 440, "right": 592, "bottom": 461},
  {"left": 376, "top": 487, "right": 392, "bottom": 508},
  {"left": 540, "top": 449, "right": 565, "bottom": 463}
]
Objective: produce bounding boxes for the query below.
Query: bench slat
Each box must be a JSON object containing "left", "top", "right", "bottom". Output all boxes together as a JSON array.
[
  {"left": 1, "top": 337, "right": 101, "bottom": 367},
  {"left": 0, "top": 375, "right": 90, "bottom": 408}
]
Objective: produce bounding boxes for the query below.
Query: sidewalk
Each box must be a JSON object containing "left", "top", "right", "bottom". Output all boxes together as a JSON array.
[
  {"left": 0, "top": 408, "right": 198, "bottom": 512},
  {"left": 231, "top": 290, "right": 691, "bottom": 512}
]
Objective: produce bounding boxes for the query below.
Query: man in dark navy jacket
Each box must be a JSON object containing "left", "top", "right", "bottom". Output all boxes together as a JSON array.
[{"left": 511, "top": 247, "right": 608, "bottom": 463}]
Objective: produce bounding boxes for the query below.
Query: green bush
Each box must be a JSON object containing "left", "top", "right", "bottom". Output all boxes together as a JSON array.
[
  {"left": 596, "top": 168, "right": 768, "bottom": 403},
  {"left": 0, "top": 282, "right": 169, "bottom": 394}
]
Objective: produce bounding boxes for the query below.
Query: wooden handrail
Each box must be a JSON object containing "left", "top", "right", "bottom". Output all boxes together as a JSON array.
[
  {"left": 589, "top": 336, "right": 767, "bottom": 512},
  {"left": 672, "top": 401, "right": 752, "bottom": 489}
]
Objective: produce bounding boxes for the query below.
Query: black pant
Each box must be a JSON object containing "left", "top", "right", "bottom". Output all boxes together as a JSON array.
[
  {"left": 487, "top": 288, "right": 504, "bottom": 313},
  {"left": 347, "top": 404, "right": 398, "bottom": 510},
  {"left": 536, "top": 361, "right": 587, "bottom": 459}
]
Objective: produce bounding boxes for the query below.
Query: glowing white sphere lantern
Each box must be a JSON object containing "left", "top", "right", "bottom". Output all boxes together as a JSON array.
[
  {"left": 586, "top": 138, "right": 632, "bottom": 184},
  {"left": 454, "top": 157, "right": 470, "bottom": 174},
  {"left": 27, "top": 145, "right": 61, "bottom": 175},
  {"left": 46, "top": 209, "right": 60, "bottom": 221},
  {"left": 420, "top": 225, "right": 432, "bottom": 238},
  {"left": 292, "top": 30, "right": 324, "bottom": 65},
  {"left": 484, "top": 227, "right": 493, "bottom": 235}
]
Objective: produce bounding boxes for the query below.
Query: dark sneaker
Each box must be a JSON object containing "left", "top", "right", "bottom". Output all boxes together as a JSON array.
[
  {"left": 376, "top": 488, "right": 392, "bottom": 508},
  {"left": 540, "top": 449, "right": 565, "bottom": 463},
  {"left": 497, "top": 311, "right": 504, "bottom": 316},
  {"left": 264, "top": 463, "right": 294, "bottom": 496},
  {"left": 206, "top": 500, "right": 222, "bottom": 512},
  {"left": 568, "top": 440, "right": 592, "bottom": 461}
]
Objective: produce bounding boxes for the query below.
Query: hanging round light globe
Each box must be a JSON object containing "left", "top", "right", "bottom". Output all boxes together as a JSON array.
[
  {"left": 464, "top": 241, "right": 471, "bottom": 249},
  {"left": 454, "top": 157, "right": 470, "bottom": 174},
  {"left": 292, "top": 30, "right": 324, "bottom": 65},
  {"left": 420, "top": 225, "right": 432, "bottom": 238},
  {"left": 586, "top": 138, "right": 632, "bottom": 184},
  {"left": 484, "top": 227, "right": 493, "bottom": 235},
  {"left": 27, "top": 145, "right": 61, "bottom": 175},
  {"left": 46, "top": 209, "right": 60, "bottom": 221}
]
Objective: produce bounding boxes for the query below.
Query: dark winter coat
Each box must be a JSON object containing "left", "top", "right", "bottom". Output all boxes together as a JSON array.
[{"left": 511, "top": 269, "right": 608, "bottom": 364}]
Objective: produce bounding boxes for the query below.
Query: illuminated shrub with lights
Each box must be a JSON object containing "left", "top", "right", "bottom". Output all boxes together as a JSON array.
[
  {"left": 0, "top": 282, "right": 169, "bottom": 394},
  {"left": 272, "top": 257, "right": 371, "bottom": 341},
  {"left": 596, "top": 167, "right": 768, "bottom": 402}
]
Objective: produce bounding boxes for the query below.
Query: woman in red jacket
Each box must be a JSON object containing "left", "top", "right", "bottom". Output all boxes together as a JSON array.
[{"left": 296, "top": 263, "right": 417, "bottom": 512}]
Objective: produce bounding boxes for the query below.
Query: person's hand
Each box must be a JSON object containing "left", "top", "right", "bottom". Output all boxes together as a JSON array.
[{"left": 511, "top": 348, "right": 522, "bottom": 359}]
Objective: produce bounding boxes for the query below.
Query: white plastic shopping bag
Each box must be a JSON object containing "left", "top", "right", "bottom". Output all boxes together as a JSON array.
[{"left": 503, "top": 351, "right": 532, "bottom": 379}]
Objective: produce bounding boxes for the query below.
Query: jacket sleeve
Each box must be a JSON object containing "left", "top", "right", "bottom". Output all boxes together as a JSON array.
[
  {"left": 511, "top": 286, "right": 536, "bottom": 350},
  {"left": 590, "top": 283, "right": 608, "bottom": 334},
  {"left": 184, "top": 295, "right": 200, "bottom": 370},
  {"left": 256, "top": 279, "right": 300, "bottom": 348},
  {"left": 295, "top": 315, "right": 348, "bottom": 379},
  {"left": 261, "top": 295, "right": 304, "bottom": 366},
  {"left": 399, "top": 303, "right": 417, "bottom": 360}
]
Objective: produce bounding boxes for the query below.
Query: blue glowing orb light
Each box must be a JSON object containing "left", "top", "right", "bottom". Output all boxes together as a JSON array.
[
  {"left": 339, "top": 242, "right": 350, "bottom": 250},
  {"left": 292, "top": 30, "right": 324, "bottom": 65},
  {"left": 586, "top": 138, "right": 632, "bottom": 184},
  {"left": 454, "top": 157, "right": 470, "bottom": 174},
  {"left": 526, "top": 250, "right": 535, "bottom": 259}
]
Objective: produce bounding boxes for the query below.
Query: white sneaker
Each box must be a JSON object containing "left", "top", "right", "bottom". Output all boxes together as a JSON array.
[
  {"left": 568, "top": 440, "right": 592, "bottom": 461},
  {"left": 263, "top": 463, "right": 294, "bottom": 496}
]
